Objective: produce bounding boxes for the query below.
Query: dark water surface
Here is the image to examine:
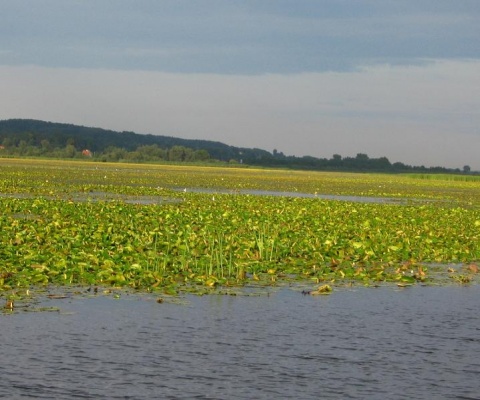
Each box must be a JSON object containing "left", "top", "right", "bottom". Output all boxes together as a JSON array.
[{"left": 2, "top": 286, "right": 480, "bottom": 399}]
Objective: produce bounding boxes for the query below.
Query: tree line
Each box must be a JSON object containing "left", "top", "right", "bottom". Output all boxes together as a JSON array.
[
  {"left": 259, "top": 151, "right": 472, "bottom": 174},
  {"left": 0, "top": 140, "right": 211, "bottom": 163},
  {"left": 0, "top": 119, "right": 474, "bottom": 173}
]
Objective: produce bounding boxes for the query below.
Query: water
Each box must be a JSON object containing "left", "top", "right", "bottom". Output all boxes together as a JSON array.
[
  {"left": 1, "top": 188, "right": 421, "bottom": 205},
  {"left": 2, "top": 285, "right": 480, "bottom": 399},
  {"left": 178, "top": 187, "right": 409, "bottom": 204}
]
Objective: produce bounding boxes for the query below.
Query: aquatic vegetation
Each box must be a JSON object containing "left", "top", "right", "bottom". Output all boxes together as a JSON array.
[
  {"left": 4, "top": 299, "right": 14, "bottom": 310},
  {"left": 304, "top": 284, "right": 333, "bottom": 295},
  {"left": 0, "top": 159, "right": 479, "bottom": 298}
]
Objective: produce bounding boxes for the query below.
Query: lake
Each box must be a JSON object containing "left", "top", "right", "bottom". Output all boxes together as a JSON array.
[{"left": 2, "top": 284, "right": 480, "bottom": 399}]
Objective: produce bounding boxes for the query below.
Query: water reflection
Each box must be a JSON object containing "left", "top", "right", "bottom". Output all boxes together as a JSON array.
[{"left": 2, "top": 286, "right": 480, "bottom": 399}]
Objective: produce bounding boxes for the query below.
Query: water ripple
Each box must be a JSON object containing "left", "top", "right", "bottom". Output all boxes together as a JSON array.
[{"left": 2, "top": 286, "right": 480, "bottom": 399}]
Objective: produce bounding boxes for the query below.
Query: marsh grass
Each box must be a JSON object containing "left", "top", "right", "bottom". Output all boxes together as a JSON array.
[{"left": 406, "top": 174, "right": 480, "bottom": 182}]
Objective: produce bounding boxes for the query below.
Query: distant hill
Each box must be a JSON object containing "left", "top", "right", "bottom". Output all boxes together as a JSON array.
[
  {"left": 0, "top": 119, "right": 270, "bottom": 162},
  {"left": 0, "top": 119, "right": 472, "bottom": 174}
]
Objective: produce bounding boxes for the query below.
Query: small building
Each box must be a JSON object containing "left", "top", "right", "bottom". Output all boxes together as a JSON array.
[{"left": 82, "top": 149, "right": 92, "bottom": 157}]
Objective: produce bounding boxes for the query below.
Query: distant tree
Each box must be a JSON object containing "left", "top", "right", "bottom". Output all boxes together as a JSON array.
[
  {"left": 355, "top": 153, "right": 369, "bottom": 161},
  {"left": 272, "top": 149, "right": 286, "bottom": 159},
  {"left": 392, "top": 161, "right": 410, "bottom": 171},
  {"left": 64, "top": 144, "right": 76, "bottom": 158},
  {"left": 18, "top": 140, "right": 28, "bottom": 155},
  {"left": 463, "top": 165, "right": 471, "bottom": 173},
  {"left": 193, "top": 149, "right": 210, "bottom": 161},
  {"left": 40, "top": 139, "right": 52, "bottom": 154},
  {"left": 136, "top": 144, "right": 166, "bottom": 160},
  {"left": 2, "top": 137, "right": 13, "bottom": 148},
  {"left": 103, "top": 146, "right": 128, "bottom": 161},
  {"left": 330, "top": 154, "right": 342, "bottom": 167},
  {"left": 373, "top": 156, "right": 391, "bottom": 170},
  {"left": 168, "top": 146, "right": 187, "bottom": 161}
]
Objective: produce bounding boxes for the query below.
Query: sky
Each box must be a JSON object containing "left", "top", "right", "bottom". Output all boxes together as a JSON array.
[{"left": 1, "top": 1, "right": 479, "bottom": 170}]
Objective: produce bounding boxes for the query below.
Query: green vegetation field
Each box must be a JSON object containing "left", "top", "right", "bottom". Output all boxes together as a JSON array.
[{"left": 1, "top": 159, "right": 479, "bottom": 299}]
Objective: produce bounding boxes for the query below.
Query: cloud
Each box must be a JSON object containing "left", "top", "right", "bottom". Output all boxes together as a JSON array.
[{"left": 0, "top": 1, "right": 478, "bottom": 73}]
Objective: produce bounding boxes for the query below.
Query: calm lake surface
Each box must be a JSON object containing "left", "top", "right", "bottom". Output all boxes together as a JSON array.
[{"left": 2, "top": 285, "right": 480, "bottom": 399}]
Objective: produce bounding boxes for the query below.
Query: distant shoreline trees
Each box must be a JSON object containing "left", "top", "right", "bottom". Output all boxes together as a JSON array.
[
  {"left": 0, "top": 119, "right": 476, "bottom": 174},
  {"left": 0, "top": 141, "right": 211, "bottom": 163}
]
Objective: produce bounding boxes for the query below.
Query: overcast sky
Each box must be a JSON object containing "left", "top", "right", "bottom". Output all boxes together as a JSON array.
[{"left": 1, "top": 1, "right": 479, "bottom": 169}]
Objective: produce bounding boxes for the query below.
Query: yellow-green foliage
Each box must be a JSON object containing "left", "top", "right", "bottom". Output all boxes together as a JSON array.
[{"left": 1, "top": 159, "right": 479, "bottom": 293}]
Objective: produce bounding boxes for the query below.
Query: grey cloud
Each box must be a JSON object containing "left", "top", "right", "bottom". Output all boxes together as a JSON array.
[{"left": 0, "top": 0, "right": 478, "bottom": 73}]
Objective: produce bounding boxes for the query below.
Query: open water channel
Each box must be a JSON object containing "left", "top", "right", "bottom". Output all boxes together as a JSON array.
[{"left": 2, "top": 284, "right": 480, "bottom": 399}]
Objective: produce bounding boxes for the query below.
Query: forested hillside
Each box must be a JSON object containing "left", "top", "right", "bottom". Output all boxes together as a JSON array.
[
  {"left": 0, "top": 119, "right": 472, "bottom": 173},
  {"left": 0, "top": 119, "right": 270, "bottom": 163}
]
